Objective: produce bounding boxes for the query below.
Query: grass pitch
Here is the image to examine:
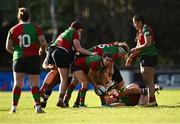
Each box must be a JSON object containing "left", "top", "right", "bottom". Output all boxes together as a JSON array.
[{"left": 0, "top": 90, "right": 180, "bottom": 124}]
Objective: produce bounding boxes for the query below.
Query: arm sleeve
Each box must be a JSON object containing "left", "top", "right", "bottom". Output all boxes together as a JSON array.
[{"left": 73, "top": 31, "right": 80, "bottom": 40}]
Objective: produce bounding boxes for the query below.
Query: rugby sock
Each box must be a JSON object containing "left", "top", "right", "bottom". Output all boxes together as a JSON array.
[
  {"left": 31, "top": 86, "right": 40, "bottom": 106},
  {"left": 44, "top": 89, "right": 52, "bottom": 99},
  {"left": 59, "top": 93, "right": 64, "bottom": 101},
  {"left": 40, "top": 82, "right": 49, "bottom": 94},
  {"left": 74, "top": 91, "right": 80, "bottom": 105},
  {"left": 12, "top": 86, "right": 21, "bottom": 106},
  {"left": 64, "top": 84, "right": 76, "bottom": 103},
  {"left": 100, "top": 95, "right": 106, "bottom": 105},
  {"left": 56, "top": 93, "right": 65, "bottom": 107},
  {"left": 79, "top": 88, "right": 87, "bottom": 106}
]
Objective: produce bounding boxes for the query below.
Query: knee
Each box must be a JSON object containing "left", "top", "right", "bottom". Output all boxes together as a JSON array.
[{"left": 14, "top": 82, "right": 23, "bottom": 88}]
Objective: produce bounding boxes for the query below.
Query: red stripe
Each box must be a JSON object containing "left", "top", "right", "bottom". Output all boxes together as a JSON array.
[
  {"left": 31, "top": 86, "right": 39, "bottom": 94},
  {"left": 11, "top": 23, "right": 23, "bottom": 45},
  {"left": 94, "top": 48, "right": 103, "bottom": 56},
  {"left": 13, "top": 86, "right": 21, "bottom": 95},
  {"left": 23, "top": 43, "right": 39, "bottom": 57},
  {"left": 57, "top": 37, "right": 71, "bottom": 51},
  {"left": 13, "top": 101, "right": 18, "bottom": 106}
]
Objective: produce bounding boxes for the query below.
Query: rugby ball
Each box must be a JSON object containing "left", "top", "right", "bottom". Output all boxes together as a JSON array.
[{"left": 95, "top": 85, "right": 106, "bottom": 96}]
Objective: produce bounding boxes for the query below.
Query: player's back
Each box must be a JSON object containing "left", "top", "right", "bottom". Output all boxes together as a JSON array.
[{"left": 10, "top": 22, "right": 41, "bottom": 60}]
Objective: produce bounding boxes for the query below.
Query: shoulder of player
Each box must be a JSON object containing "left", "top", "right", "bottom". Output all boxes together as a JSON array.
[
  {"left": 10, "top": 23, "right": 22, "bottom": 32},
  {"left": 142, "top": 25, "right": 153, "bottom": 33},
  {"left": 142, "top": 25, "right": 152, "bottom": 36},
  {"left": 88, "top": 55, "right": 101, "bottom": 63}
]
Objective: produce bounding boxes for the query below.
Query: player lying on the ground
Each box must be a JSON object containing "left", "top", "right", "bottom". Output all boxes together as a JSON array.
[
  {"left": 104, "top": 82, "right": 162, "bottom": 106},
  {"left": 68, "top": 67, "right": 163, "bottom": 107}
]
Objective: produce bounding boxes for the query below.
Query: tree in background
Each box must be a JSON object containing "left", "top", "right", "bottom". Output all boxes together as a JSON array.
[{"left": 0, "top": 0, "right": 180, "bottom": 68}]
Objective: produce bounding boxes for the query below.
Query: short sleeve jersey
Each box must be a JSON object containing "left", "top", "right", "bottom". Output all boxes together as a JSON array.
[
  {"left": 89, "top": 43, "right": 120, "bottom": 63},
  {"left": 136, "top": 25, "right": 158, "bottom": 56},
  {"left": 51, "top": 27, "right": 80, "bottom": 53},
  {"left": 7, "top": 22, "right": 43, "bottom": 60},
  {"left": 74, "top": 55, "right": 104, "bottom": 74}
]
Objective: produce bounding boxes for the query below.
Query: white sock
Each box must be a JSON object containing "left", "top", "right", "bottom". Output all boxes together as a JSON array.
[
  {"left": 35, "top": 105, "right": 41, "bottom": 110},
  {"left": 12, "top": 105, "right": 16, "bottom": 109}
]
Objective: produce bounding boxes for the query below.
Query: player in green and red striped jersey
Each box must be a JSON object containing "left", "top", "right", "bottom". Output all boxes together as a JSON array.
[
  {"left": 126, "top": 14, "right": 158, "bottom": 106},
  {"left": 45, "top": 21, "right": 97, "bottom": 107},
  {"left": 71, "top": 52, "right": 113, "bottom": 107},
  {"left": 88, "top": 42, "right": 128, "bottom": 63},
  {"left": 105, "top": 82, "right": 149, "bottom": 106},
  {"left": 6, "top": 8, "right": 47, "bottom": 113},
  {"left": 105, "top": 82, "right": 162, "bottom": 107},
  {"left": 88, "top": 41, "right": 129, "bottom": 89},
  {"left": 64, "top": 43, "right": 129, "bottom": 107},
  {"left": 39, "top": 42, "right": 129, "bottom": 108}
]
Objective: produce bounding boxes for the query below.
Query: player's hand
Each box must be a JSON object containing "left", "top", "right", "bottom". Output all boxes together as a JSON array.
[
  {"left": 105, "top": 95, "right": 118, "bottom": 104},
  {"left": 125, "top": 57, "right": 132, "bottom": 67},
  {"left": 39, "top": 48, "right": 45, "bottom": 55},
  {"left": 130, "top": 48, "right": 140, "bottom": 55},
  {"left": 91, "top": 52, "right": 98, "bottom": 56}
]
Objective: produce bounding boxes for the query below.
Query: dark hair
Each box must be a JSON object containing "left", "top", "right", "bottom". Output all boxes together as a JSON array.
[
  {"left": 17, "top": 7, "right": 30, "bottom": 22},
  {"left": 133, "top": 14, "right": 145, "bottom": 25},
  {"left": 102, "top": 52, "right": 113, "bottom": 59},
  {"left": 70, "top": 21, "right": 83, "bottom": 30}
]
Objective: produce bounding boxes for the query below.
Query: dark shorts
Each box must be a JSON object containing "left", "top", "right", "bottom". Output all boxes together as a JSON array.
[
  {"left": 45, "top": 46, "right": 56, "bottom": 65},
  {"left": 140, "top": 55, "right": 157, "bottom": 67},
  {"left": 13, "top": 56, "right": 40, "bottom": 74},
  {"left": 112, "top": 66, "right": 123, "bottom": 84},
  {"left": 51, "top": 47, "right": 73, "bottom": 68},
  {"left": 71, "top": 63, "right": 82, "bottom": 73}
]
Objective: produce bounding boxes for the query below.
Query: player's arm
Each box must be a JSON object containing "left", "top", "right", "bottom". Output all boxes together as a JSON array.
[
  {"left": 131, "top": 29, "right": 152, "bottom": 53},
  {"left": 108, "top": 62, "right": 114, "bottom": 77},
  {"left": 125, "top": 52, "right": 139, "bottom": 67},
  {"left": 36, "top": 25, "right": 47, "bottom": 55},
  {"left": 87, "top": 68, "right": 97, "bottom": 88},
  {"left": 134, "top": 35, "right": 152, "bottom": 51},
  {"left": 73, "top": 39, "right": 97, "bottom": 56},
  {"left": 101, "top": 64, "right": 114, "bottom": 87},
  {"left": 38, "top": 35, "right": 47, "bottom": 55},
  {"left": 6, "top": 31, "right": 14, "bottom": 54},
  {"left": 73, "top": 32, "right": 97, "bottom": 56}
]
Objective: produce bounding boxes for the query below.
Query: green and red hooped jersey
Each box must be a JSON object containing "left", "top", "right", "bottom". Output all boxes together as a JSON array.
[
  {"left": 7, "top": 22, "right": 43, "bottom": 61},
  {"left": 74, "top": 55, "right": 104, "bottom": 74},
  {"left": 51, "top": 27, "right": 80, "bottom": 53},
  {"left": 88, "top": 43, "right": 120, "bottom": 63},
  {"left": 136, "top": 25, "right": 158, "bottom": 56}
]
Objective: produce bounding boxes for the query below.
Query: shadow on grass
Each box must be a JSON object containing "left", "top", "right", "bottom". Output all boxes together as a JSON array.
[
  {"left": 0, "top": 108, "right": 9, "bottom": 112},
  {"left": 0, "top": 107, "right": 35, "bottom": 112},
  {"left": 2, "top": 105, "right": 179, "bottom": 111},
  {"left": 158, "top": 105, "right": 180, "bottom": 108},
  {"left": 87, "top": 105, "right": 180, "bottom": 108}
]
